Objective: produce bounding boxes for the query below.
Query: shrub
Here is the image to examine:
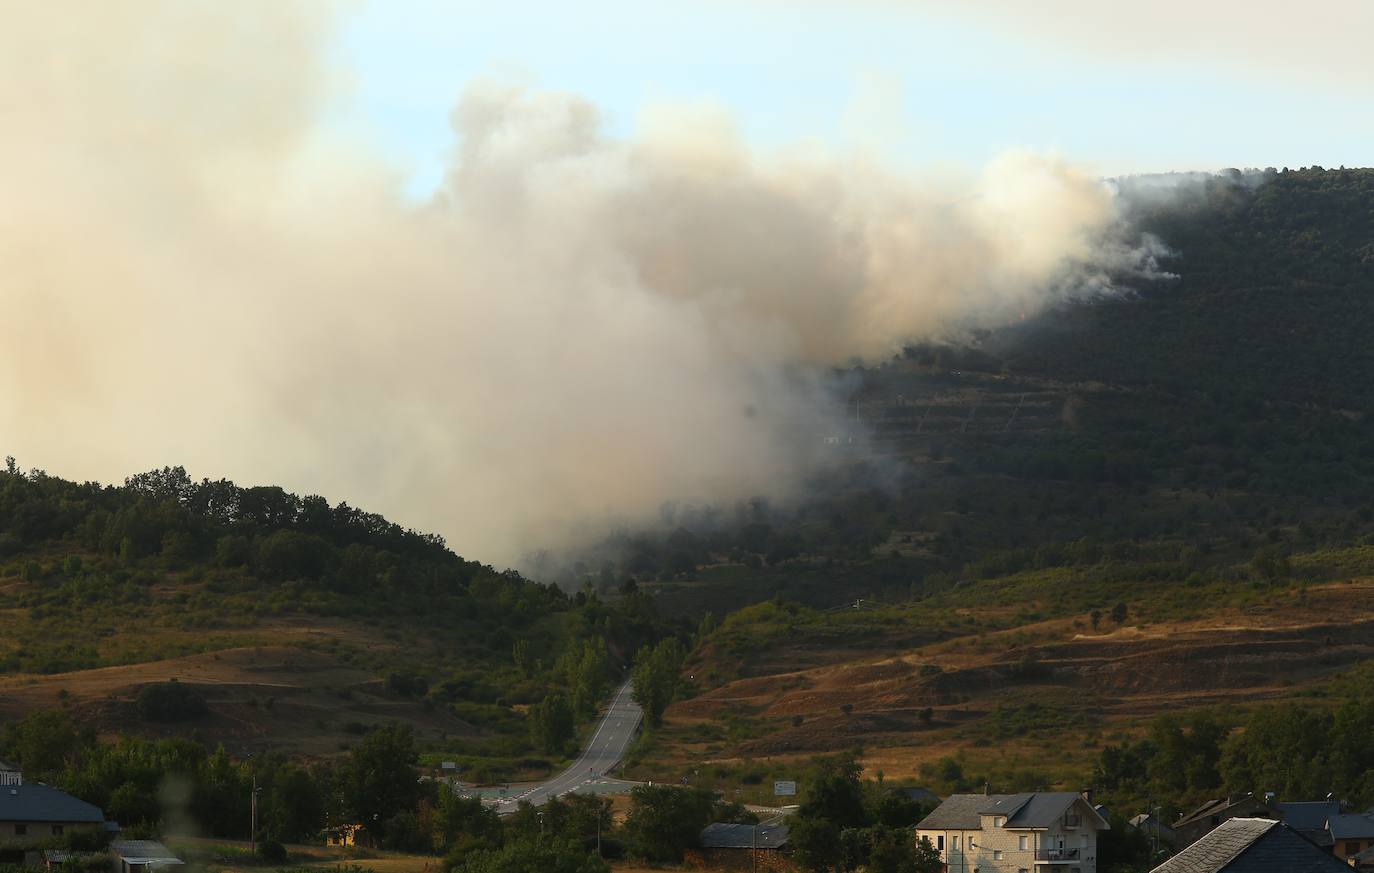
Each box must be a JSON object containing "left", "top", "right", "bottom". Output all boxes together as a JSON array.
[{"left": 136, "top": 680, "right": 208, "bottom": 722}]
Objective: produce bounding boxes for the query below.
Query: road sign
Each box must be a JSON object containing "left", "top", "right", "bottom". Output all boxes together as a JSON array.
[{"left": 774, "top": 780, "right": 797, "bottom": 797}]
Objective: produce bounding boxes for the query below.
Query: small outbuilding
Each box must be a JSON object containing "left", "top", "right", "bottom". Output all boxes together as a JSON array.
[
  {"left": 110, "top": 840, "right": 183, "bottom": 873},
  {"left": 686, "top": 822, "right": 793, "bottom": 872}
]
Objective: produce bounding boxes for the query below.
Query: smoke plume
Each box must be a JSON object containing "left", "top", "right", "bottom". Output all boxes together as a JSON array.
[{"left": 1, "top": 2, "right": 1161, "bottom": 564}]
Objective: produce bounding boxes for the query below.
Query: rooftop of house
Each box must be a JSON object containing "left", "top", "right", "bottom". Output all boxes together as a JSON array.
[
  {"left": 698, "top": 822, "right": 789, "bottom": 850},
  {"left": 1149, "top": 818, "right": 1351, "bottom": 873},
  {"left": 1132, "top": 813, "right": 1176, "bottom": 830},
  {"left": 0, "top": 782, "right": 103, "bottom": 824},
  {"left": 1176, "top": 795, "right": 1267, "bottom": 828},
  {"left": 917, "top": 792, "right": 1105, "bottom": 831},
  {"left": 1274, "top": 801, "right": 1341, "bottom": 834},
  {"left": 1329, "top": 813, "right": 1374, "bottom": 841},
  {"left": 110, "top": 841, "right": 182, "bottom": 863}
]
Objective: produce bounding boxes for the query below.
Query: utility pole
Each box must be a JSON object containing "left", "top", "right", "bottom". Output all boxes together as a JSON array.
[
  {"left": 250, "top": 774, "right": 258, "bottom": 855},
  {"left": 752, "top": 824, "right": 757, "bottom": 873}
]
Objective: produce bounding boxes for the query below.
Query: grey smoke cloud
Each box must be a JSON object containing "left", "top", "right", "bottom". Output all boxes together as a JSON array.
[{"left": 1, "top": 2, "right": 1161, "bottom": 564}]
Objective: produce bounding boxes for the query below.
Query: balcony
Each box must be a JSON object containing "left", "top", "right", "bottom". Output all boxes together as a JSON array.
[{"left": 1035, "top": 847, "right": 1080, "bottom": 863}]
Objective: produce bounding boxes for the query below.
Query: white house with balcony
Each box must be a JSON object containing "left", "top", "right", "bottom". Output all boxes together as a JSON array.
[{"left": 916, "top": 791, "right": 1110, "bottom": 873}]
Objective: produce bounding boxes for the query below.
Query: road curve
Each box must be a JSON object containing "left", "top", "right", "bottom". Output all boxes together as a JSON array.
[{"left": 493, "top": 679, "right": 642, "bottom": 814}]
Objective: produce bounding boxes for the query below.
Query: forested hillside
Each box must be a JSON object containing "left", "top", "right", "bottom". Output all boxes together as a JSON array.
[
  {"left": 0, "top": 462, "right": 674, "bottom": 780},
  {"left": 617, "top": 168, "right": 1374, "bottom": 833}
]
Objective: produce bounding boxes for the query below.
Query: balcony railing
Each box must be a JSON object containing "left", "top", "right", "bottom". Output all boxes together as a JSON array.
[{"left": 1035, "top": 848, "right": 1080, "bottom": 862}]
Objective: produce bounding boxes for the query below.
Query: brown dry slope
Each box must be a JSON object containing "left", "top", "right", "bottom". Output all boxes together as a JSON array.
[
  {"left": 0, "top": 644, "right": 476, "bottom": 756},
  {"left": 649, "top": 579, "right": 1374, "bottom": 783}
]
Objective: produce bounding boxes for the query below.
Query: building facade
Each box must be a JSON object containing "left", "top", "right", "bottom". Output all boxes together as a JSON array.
[{"left": 916, "top": 792, "right": 1109, "bottom": 873}]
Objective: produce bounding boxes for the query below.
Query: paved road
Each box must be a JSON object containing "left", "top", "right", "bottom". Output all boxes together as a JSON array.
[{"left": 492, "top": 680, "right": 642, "bottom": 814}]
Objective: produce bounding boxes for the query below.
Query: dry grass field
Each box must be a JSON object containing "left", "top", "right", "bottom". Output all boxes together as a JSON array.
[{"left": 629, "top": 578, "right": 1374, "bottom": 791}]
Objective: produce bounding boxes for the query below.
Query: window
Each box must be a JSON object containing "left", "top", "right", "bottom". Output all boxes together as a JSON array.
[
  {"left": 1081, "top": 834, "right": 1090, "bottom": 848},
  {"left": 997, "top": 817, "right": 1007, "bottom": 827},
  {"left": 51, "top": 825, "right": 63, "bottom": 836},
  {"left": 937, "top": 835, "right": 944, "bottom": 851},
  {"left": 953, "top": 836, "right": 960, "bottom": 850},
  {"left": 1019, "top": 835, "right": 1029, "bottom": 850},
  {"left": 14, "top": 824, "right": 27, "bottom": 836},
  {"left": 993, "top": 850, "right": 1003, "bottom": 860}
]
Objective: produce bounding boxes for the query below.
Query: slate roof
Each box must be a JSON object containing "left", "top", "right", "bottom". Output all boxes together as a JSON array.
[
  {"left": 1274, "top": 800, "right": 1340, "bottom": 834},
  {"left": 918, "top": 794, "right": 1017, "bottom": 829},
  {"left": 918, "top": 792, "right": 1103, "bottom": 830},
  {"left": 1176, "top": 795, "right": 1269, "bottom": 828},
  {"left": 0, "top": 782, "right": 104, "bottom": 823},
  {"left": 1149, "top": 818, "right": 1350, "bottom": 873},
  {"left": 1329, "top": 813, "right": 1374, "bottom": 840},
  {"left": 698, "top": 823, "right": 789, "bottom": 850}
]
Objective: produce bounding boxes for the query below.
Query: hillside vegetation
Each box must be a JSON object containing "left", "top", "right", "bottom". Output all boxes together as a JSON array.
[
  {"left": 0, "top": 462, "right": 672, "bottom": 777},
  {"left": 618, "top": 168, "right": 1374, "bottom": 817}
]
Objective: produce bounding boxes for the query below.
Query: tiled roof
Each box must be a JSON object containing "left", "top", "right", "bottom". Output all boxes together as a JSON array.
[
  {"left": 0, "top": 782, "right": 104, "bottom": 823},
  {"left": 1150, "top": 818, "right": 1350, "bottom": 873},
  {"left": 698, "top": 823, "right": 789, "bottom": 849}
]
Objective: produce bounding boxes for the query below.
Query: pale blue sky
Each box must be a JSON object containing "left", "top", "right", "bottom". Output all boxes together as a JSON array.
[{"left": 333, "top": 0, "right": 1373, "bottom": 198}]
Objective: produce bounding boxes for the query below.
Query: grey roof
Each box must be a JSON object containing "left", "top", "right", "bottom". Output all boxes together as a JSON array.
[
  {"left": 1329, "top": 813, "right": 1374, "bottom": 840},
  {"left": 111, "top": 841, "right": 182, "bottom": 863},
  {"left": 918, "top": 792, "right": 1103, "bottom": 831},
  {"left": 1275, "top": 801, "right": 1341, "bottom": 833},
  {"left": 1353, "top": 843, "right": 1374, "bottom": 862},
  {"left": 1176, "top": 796, "right": 1267, "bottom": 828},
  {"left": 919, "top": 793, "right": 1018, "bottom": 829},
  {"left": 1149, "top": 818, "right": 1350, "bottom": 873},
  {"left": 0, "top": 782, "right": 104, "bottom": 823},
  {"left": 1132, "top": 813, "right": 1176, "bottom": 833},
  {"left": 699, "top": 822, "right": 789, "bottom": 849}
]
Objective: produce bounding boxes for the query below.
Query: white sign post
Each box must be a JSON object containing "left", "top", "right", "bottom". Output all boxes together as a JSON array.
[{"left": 774, "top": 780, "right": 797, "bottom": 797}]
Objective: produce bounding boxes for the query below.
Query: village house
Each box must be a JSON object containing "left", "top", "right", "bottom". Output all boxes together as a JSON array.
[
  {"left": 110, "top": 840, "right": 183, "bottom": 873},
  {"left": 1271, "top": 799, "right": 1341, "bottom": 849},
  {"left": 1148, "top": 817, "right": 1349, "bottom": 873},
  {"left": 915, "top": 791, "right": 1109, "bottom": 873},
  {"left": 685, "top": 822, "right": 793, "bottom": 872},
  {"left": 1173, "top": 795, "right": 1273, "bottom": 848},
  {"left": 0, "top": 779, "right": 106, "bottom": 849},
  {"left": 1327, "top": 812, "right": 1374, "bottom": 864},
  {"left": 1129, "top": 812, "right": 1177, "bottom": 848}
]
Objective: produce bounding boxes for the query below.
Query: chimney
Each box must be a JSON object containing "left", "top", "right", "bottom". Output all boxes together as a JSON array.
[
  {"left": 984, "top": 782, "right": 990, "bottom": 796},
  {"left": 1082, "top": 788, "right": 1094, "bottom": 805}
]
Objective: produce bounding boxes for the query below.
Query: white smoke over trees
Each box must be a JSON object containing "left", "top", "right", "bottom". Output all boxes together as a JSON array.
[{"left": 0, "top": 2, "right": 1163, "bottom": 565}]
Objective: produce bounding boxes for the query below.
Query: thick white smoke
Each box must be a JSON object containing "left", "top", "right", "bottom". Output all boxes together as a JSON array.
[{"left": 0, "top": 3, "right": 1160, "bottom": 564}]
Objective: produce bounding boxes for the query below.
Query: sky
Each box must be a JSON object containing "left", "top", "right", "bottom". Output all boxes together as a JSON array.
[
  {"left": 335, "top": 0, "right": 1374, "bottom": 199},
  {"left": 3, "top": 1, "right": 1370, "bottom": 566}
]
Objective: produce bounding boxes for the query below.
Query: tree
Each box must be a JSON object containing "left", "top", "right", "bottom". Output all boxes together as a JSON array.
[
  {"left": 631, "top": 638, "right": 686, "bottom": 728},
  {"left": 1110, "top": 601, "right": 1128, "bottom": 624},
  {"left": 432, "top": 790, "right": 502, "bottom": 855},
  {"left": 623, "top": 785, "right": 714, "bottom": 862},
  {"left": 529, "top": 693, "right": 575, "bottom": 755},
  {"left": 453, "top": 835, "right": 608, "bottom": 873},
  {"left": 339, "top": 725, "right": 421, "bottom": 841},
  {"left": 791, "top": 757, "right": 871, "bottom": 871}
]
